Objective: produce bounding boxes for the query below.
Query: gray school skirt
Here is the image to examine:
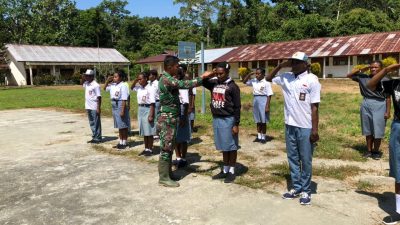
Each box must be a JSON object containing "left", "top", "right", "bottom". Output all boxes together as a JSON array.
[
  {"left": 253, "top": 96, "right": 270, "bottom": 123},
  {"left": 360, "top": 98, "right": 386, "bottom": 138},
  {"left": 111, "top": 100, "right": 129, "bottom": 129},
  {"left": 212, "top": 116, "right": 239, "bottom": 151},
  {"left": 176, "top": 116, "right": 191, "bottom": 143},
  {"left": 138, "top": 105, "right": 155, "bottom": 136}
]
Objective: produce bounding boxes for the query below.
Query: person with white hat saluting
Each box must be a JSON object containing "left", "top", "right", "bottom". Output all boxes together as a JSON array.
[
  {"left": 81, "top": 69, "right": 102, "bottom": 144},
  {"left": 266, "top": 52, "right": 321, "bottom": 205}
]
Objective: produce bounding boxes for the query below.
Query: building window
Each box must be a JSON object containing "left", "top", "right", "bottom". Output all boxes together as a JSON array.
[
  {"left": 258, "top": 61, "right": 266, "bottom": 69},
  {"left": 251, "top": 61, "right": 257, "bottom": 69},
  {"left": 268, "top": 60, "right": 279, "bottom": 68},
  {"left": 333, "top": 56, "right": 349, "bottom": 66},
  {"left": 241, "top": 62, "right": 248, "bottom": 68},
  {"left": 382, "top": 53, "right": 398, "bottom": 60},
  {"left": 357, "top": 55, "right": 373, "bottom": 65},
  {"left": 325, "top": 58, "right": 329, "bottom": 66}
]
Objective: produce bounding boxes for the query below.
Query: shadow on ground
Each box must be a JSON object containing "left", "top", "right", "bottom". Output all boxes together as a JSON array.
[
  {"left": 356, "top": 191, "right": 396, "bottom": 217},
  {"left": 171, "top": 152, "right": 249, "bottom": 181}
]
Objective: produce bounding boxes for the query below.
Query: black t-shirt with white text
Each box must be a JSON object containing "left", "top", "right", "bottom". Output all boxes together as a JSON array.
[
  {"left": 382, "top": 79, "right": 400, "bottom": 121},
  {"left": 203, "top": 78, "right": 241, "bottom": 125}
]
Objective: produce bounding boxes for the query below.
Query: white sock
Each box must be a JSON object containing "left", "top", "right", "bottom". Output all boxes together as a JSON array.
[
  {"left": 258, "top": 133, "right": 261, "bottom": 139},
  {"left": 229, "top": 166, "right": 235, "bottom": 174},
  {"left": 119, "top": 139, "right": 123, "bottom": 145},
  {"left": 122, "top": 140, "right": 126, "bottom": 145},
  {"left": 176, "top": 157, "right": 182, "bottom": 161},
  {"left": 223, "top": 166, "right": 229, "bottom": 173},
  {"left": 396, "top": 194, "right": 400, "bottom": 214}
]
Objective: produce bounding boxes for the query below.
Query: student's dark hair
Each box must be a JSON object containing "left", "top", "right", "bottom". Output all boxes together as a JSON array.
[
  {"left": 371, "top": 60, "right": 383, "bottom": 68},
  {"left": 179, "top": 64, "right": 187, "bottom": 72},
  {"left": 216, "top": 62, "right": 230, "bottom": 72},
  {"left": 164, "top": 55, "right": 180, "bottom": 69},
  {"left": 116, "top": 69, "right": 127, "bottom": 80},
  {"left": 256, "top": 68, "right": 266, "bottom": 75},
  {"left": 177, "top": 67, "right": 186, "bottom": 80},
  {"left": 139, "top": 71, "right": 149, "bottom": 79},
  {"left": 149, "top": 69, "right": 158, "bottom": 76}
]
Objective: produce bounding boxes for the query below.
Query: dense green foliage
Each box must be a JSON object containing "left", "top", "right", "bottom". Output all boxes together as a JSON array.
[{"left": 2, "top": 0, "right": 400, "bottom": 63}]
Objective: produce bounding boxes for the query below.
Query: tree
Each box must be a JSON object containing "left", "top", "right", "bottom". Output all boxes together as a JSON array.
[
  {"left": 333, "top": 8, "right": 393, "bottom": 36},
  {"left": 98, "top": 0, "right": 130, "bottom": 45},
  {"left": 174, "top": 0, "right": 219, "bottom": 46},
  {"left": 1, "top": 0, "right": 36, "bottom": 44},
  {"left": 28, "top": 0, "right": 77, "bottom": 45},
  {"left": 72, "top": 8, "right": 112, "bottom": 47}
]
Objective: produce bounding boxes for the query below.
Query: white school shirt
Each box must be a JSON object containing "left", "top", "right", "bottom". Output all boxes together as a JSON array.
[
  {"left": 192, "top": 87, "right": 197, "bottom": 95},
  {"left": 132, "top": 85, "right": 156, "bottom": 104},
  {"left": 149, "top": 80, "right": 159, "bottom": 101},
  {"left": 179, "top": 89, "right": 189, "bottom": 104},
  {"left": 83, "top": 80, "right": 101, "bottom": 110},
  {"left": 246, "top": 78, "right": 274, "bottom": 96},
  {"left": 106, "top": 82, "right": 129, "bottom": 101},
  {"left": 272, "top": 71, "right": 321, "bottom": 129},
  {"left": 123, "top": 82, "right": 130, "bottom": 96}
]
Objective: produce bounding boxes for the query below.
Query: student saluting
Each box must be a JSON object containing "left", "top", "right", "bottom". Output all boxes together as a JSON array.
[
  {"left": 104, "top": 70, "right": 130, "bottom": 150},
  {"left": 242, "top": 68, "right": 273, "bottom": 144},
  {"left": 203, "top": 62, "right": 241, "bottom": 184},
  {"left": 266, "top": 52, "right": 321, "bottom": 205}
]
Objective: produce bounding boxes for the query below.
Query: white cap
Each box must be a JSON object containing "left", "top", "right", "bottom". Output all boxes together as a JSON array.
[
  {"left": 290, "top": 52, "right": 308, "bottom": 62},
  {"left": 83, "top": 69, "right": 95, "bottom": 76}
]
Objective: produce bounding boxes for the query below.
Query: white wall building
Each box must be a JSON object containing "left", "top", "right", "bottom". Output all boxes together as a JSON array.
[{"left": 4, "top": 44, "right": 130, "bottom": 86}]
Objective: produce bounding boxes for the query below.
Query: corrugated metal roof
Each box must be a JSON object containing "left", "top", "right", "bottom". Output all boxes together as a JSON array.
[
  {"left": 213, "top": 31, "right": 400, "bottom": 63},
  {"left": 193, "top": 47, "right": 237, "bottom": 64},
  {"left": 6, "top": 44, "right": 130, "bottom": 64},
  {"left": 136, "top": 53, "right": 173, "bottom": 64}
]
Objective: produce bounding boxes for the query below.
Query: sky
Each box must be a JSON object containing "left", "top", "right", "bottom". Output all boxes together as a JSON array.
[{"left": 75, "top": 0, "right": 182, "bottom": 18}]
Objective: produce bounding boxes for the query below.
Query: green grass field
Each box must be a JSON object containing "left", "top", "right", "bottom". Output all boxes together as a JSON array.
[{"left": 0, "top": 80, "right": 392, "bottom": 162}]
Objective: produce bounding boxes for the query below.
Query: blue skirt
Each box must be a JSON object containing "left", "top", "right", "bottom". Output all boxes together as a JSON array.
[
  {"left": 111, "top": 100, "right": 129, "bottom": 129},
  {"left": 176, "top": 116, "right": 191, "bottom": 143},
  {"left": 389, "top": 121, "right": 400, "bottom": 182},
  {"left": 253, "top": 96, "right": 270, "bottom": 123},
  {"left": 360, "top": 98, "right": 386, "bottom": 138},
  {"left": 138, "top": 106, "right": 155, "bottom": 136},
  {"left": 212, "top": 116, "right": 239, "bottom": 151}
]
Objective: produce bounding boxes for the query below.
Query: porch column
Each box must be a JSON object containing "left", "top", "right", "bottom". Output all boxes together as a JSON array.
[
  {"left": 29, "top": 66, "right": 33, "bottom": 85},
  {"left": 347, "top": 56, "right": 351, "bottom": 74},
  {"left": 265, "top": 60, "right": 269, "bottom": 76},
  {"left": 127, "top": 65, "right": 130, "bottom": 82},
  {"left": 140, "top": 64, "right": 143, "bottom": 72},
  {"left": 323, "top": 57, "right": 326, "bottom": 79}
]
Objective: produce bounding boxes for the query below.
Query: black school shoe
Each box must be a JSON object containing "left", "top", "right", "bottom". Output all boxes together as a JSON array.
[
  {"left": 224, "top": 172, "right": 236, "bottom": 183},
  {"left": 212, "top": 171, "right": 228, "bottom": 180},
  {"left": 371, "top": 151, "right": 383, "bottom": 160},
  {"left": 116, "top": 144, "right": 127, "bottom": 150},
  {"left": 87, "top": 139, "right": 101, "bottom": 144},
  {"left": 253, "top": 138, "right": 260, "bottom": 142}
]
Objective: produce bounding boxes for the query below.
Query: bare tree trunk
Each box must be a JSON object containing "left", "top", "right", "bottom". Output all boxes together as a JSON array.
[
  {"left": 207, "top": 26, "right": 210, "bottom": 46},
  {"left": 336, "top": 0, "right": 342, "bottom": 21}
]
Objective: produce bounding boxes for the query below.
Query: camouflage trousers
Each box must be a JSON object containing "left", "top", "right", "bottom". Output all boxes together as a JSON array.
[{"left": 157, "top": 113, "right": 178, "bottom": 153}]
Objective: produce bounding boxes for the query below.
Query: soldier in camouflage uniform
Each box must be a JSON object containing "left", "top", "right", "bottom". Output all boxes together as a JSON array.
[{"left": 157, "top": 55, "right": 213, "bottom": 187}]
